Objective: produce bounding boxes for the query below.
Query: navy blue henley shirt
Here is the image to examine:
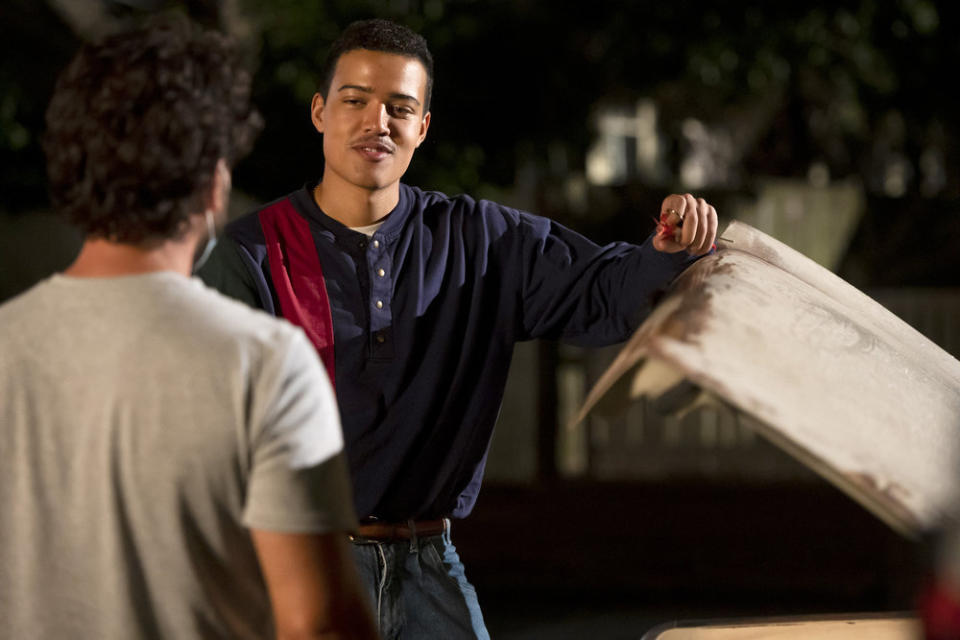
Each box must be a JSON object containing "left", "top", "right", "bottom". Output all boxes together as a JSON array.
[{"left": 199, "top": 183, "right": 700, "bottom": 521}]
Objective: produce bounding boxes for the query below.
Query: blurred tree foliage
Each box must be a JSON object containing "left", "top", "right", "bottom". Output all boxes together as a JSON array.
[
  {"left": 1, "top": 0, "right": 956, "bottom": 212},
  {"left": 0, "top": 1, "right": 78, "bottom": 212}
]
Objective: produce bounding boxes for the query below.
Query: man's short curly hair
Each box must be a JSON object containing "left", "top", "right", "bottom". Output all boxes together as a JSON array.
[
  {"left": 43, "top": 16, "right": 262, "bottom": 244},
  {"left": 319, "top": 19, "right": 434, "bottom": 112}
]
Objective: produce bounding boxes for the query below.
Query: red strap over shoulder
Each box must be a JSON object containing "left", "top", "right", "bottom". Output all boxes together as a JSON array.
[{"left": 259, "top": 198, "right": 336, "bottom": 387}]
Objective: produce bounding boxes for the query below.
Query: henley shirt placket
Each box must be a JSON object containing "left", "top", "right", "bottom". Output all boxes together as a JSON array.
[{"left": 367, "top": 232, "right": 394, "bottom": 359}]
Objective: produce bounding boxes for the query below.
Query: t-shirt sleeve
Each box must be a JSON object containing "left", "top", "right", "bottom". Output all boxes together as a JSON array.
[
  {"left": 511, "top": 210, "right": 702, "bottom": 346},
  {"left": 242, "top": 329, "right": 358, "bottom": 533}
]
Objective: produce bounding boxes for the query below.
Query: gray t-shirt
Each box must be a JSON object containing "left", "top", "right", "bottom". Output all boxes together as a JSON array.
[{"left": 0, "top": 272, "right": 357, "bottom": 639}]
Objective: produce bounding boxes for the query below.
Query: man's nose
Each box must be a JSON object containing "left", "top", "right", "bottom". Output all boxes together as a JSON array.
[{"left": 362, "top": 103, "right": 389, "bottom": 134}]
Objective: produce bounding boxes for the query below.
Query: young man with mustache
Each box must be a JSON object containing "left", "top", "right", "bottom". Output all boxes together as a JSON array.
[{"left": 201, "top": 18, "right": 718, "bottom": 639}]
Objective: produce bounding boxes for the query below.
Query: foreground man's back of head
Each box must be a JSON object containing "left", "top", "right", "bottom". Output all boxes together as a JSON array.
[{"left": 0, "top": 16, "right": 377, "bottom": 640}]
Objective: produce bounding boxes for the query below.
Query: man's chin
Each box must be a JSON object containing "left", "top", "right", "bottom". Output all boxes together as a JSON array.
[
  {"left": 329, "top": 162, "right": 408, "bottom": 193},
  {"left": 351, "top": 170, "right": 404, "bottom": 192}
]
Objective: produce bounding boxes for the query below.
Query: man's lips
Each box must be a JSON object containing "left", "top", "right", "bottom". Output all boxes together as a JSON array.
[{"left": 351, "top": 139, "right": 395, "bottom": 160}]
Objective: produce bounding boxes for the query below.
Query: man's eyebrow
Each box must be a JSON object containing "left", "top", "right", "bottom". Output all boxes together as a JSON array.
[
  {"left": 389, "top": 93, "right": 421, "bottom": 106},
  {"left": 337, "top": 84, "right": 421, "bottom": 106},
  {"left": 337, "top": 83, "right": 373, "bottom": 94}
]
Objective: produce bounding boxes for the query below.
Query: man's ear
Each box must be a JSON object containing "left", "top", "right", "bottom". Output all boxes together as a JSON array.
[
  {"left": 310, "top": 93, "right": 326, "bottom": 134},
  {"left": 207, "top": 158, "right": 231, "bottom": 216},
  {"left": 415, "top": 111, "right": 431, "bottom": 148}
]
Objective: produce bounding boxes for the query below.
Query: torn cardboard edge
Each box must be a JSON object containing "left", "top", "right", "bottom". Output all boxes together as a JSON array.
[{"left": 568, "top": 220, "right": 960, "bottom": 539}]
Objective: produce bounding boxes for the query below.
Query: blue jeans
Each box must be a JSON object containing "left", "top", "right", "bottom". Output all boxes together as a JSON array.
[{"left": 350, "top": 523, "right": 490, "bottom": 639}]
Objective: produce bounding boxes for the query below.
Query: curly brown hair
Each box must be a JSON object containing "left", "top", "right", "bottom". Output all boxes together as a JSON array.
[{"left": 43, "top": 15, "right": 262, "bottom": 243}]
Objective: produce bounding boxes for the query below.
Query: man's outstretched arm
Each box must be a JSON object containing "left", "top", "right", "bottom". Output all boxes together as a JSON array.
[{"left": 252, "top": 529, "right": 379, "bottom": 640}]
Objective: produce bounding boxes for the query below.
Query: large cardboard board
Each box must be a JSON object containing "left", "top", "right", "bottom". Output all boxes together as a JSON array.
[
  {"left": 642, "top": 613, "right": 919, "bottom": 640},
  {"left": 574, "top": 221, "right": 960, "bottom": 536}
]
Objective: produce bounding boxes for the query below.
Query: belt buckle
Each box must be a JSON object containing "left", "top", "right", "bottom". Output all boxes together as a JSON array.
[
  {"left": 349, "top": 515, "right": 393, "bottom": 544},
  {"left": 348, "top": 533, "right": 380, "bottom": 544}
]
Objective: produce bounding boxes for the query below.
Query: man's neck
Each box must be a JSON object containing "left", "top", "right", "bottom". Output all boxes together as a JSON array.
[
  {"left": 64, "top": 236, "right": 197, "bottom": 278},
  {"left": 313, "top": 174, "right": 400, "bottom": 228}
]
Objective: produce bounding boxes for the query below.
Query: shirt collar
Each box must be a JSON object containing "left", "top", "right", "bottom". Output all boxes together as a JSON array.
[{"left": 295, "top": 181, "right": 412, "bottom": 242}]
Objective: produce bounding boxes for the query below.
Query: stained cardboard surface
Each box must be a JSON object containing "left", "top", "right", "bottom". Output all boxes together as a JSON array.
[
  {"left": 644, "top": 614, "right": 919, "bottom": 640},
  {"left": 574, "top": 221, "right": 960, "bottom": 536}
]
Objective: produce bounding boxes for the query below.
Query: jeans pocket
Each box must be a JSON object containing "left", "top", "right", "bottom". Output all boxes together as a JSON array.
[
  {"left": 422, "top": 537, "right": 477, "bottom": 595},
  {"left": 418, "top": 537, "right": 489, "bottom": 639}
]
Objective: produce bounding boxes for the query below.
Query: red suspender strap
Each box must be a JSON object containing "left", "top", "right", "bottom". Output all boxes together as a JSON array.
[{"left": 258, "top": 198, "right": 336, "bottom": 387}]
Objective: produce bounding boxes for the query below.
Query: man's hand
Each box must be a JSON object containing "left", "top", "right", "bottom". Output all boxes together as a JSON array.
[{"left": 652, "top": 193, "right": 718, "bottom": 256}]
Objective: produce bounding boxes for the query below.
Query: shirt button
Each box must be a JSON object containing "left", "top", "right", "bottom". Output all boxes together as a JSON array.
[
  {"left": 375, "top": 332, "right": 386, "bottom": 344},
  {"left": 358, "top": 239, "right": 367, "bottom": 249},
  {"left": 376, "top": 300, "right": 383, "bottom": 309},
  {"left": 377, "top": 268, "right": 385, "bottom": 277},
  {"left": 372, "top": 239, "right": 380, "bottom": 249}
]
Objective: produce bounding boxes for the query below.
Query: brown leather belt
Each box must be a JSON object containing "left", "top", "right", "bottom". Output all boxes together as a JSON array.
[{"left": 349, "top": 518, "right": 449, "bottom": 542}]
